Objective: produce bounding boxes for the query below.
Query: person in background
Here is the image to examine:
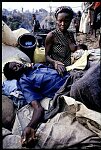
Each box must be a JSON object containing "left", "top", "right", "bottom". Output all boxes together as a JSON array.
[
  {"left": 93, "top": 2, "right": 101, "bottom": 25},
  {"left": 31, "top": 13, "right": 40, "bottom": 33},
  {"left": 3, "top": 61, "right": 70, "bottom": 147},
  {"left": 81, "top": 2, "right": 101, "bottom": 35},
  {"left": 45, "top": 6, "right": 88, "bottom": 76},
  {"left": 79, "top": 2, "right": 92, "bottom": 34},
  {"left": 2, "top": 15, "right": 8, "bottom": 24},
  {"left": 73, "top": 11, "right": 82, "bottom": 34},
  {"left": 85, "top": 2, "right": 95, "bottom": 34},
  {"left": 89, "top": 2, "right": 101, "bottom": 36}
]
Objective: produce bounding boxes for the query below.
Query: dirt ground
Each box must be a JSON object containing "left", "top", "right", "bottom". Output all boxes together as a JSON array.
[{"left": 76, "top": 31, "right": 100, "bottom": 50}]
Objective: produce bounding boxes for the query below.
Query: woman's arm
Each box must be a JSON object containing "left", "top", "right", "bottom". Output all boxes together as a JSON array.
[
  {"left": 45, "top": 32, "right": 55, "bottom": 66},
  {"left": 45, "top": 32, "right": 66, "bottom": 75}
]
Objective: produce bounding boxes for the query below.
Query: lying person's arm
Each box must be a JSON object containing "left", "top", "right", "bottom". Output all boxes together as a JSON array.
[
  {"left": 21, "top": 100, "right": 44, "bottom": 147},
  {"left": 19, "top": 74, "right": 45, "bottom": 147}
]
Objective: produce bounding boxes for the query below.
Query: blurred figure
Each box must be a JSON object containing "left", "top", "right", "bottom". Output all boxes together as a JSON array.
[
  {"left": 31, "top": 14, "right": 40, "bottom": 33},
  {"left": 89, "top": 2, "right": 101, "bottom": 36},
  {"left": 2, "top": 15, "right": 8, "bottom": 24},
  {"left": 79, "top": 2, "right": 92, "bottom": 34},
  {"left": 73, "top": 11, "right": 81, "bottom": 34},
  {"left": 83, "top": 2, "right": 101, "bottom": 36}
]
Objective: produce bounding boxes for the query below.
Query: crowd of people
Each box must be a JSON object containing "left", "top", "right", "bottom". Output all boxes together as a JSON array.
[
  {"left": 73, "top": 2, "right": 101, "bottom": 37},
  {"left": 30, "top": 2, "right": 101, "bottom": 42}
]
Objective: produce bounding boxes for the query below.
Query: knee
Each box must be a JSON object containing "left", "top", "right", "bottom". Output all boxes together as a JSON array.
[
  {"left": 70, "top": 77, "right": 86, "bottom": 97},
  {"left": 70, "top": 82, "right": 82, "bottom": 98}
]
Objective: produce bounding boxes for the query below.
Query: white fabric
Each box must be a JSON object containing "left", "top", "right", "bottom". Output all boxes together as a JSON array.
[
  {"left": 12, "top": 28, "right": 30, "bottom": 40},
  {"left": 79, "top": 12, "right": 90, "bottom": 34},
  {"left": 2, "top": 21, "right": 17, "bottom": 46},
  {"left": 66, "top": 50, "right": 90, "bottom": 71},
  {"left": 2, "top": 43, "right": 31, "bottom": 83},
  {"left": 11, "top": 96, "right": 101, "bottom": 149}
]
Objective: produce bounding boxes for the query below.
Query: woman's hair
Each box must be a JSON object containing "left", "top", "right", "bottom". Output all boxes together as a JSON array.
[
  {"left": 3, "top": 62, "right": 18, "bottom": 80},
  {"left": 55, "top": 6, "right": 74, "bottom": 19}
]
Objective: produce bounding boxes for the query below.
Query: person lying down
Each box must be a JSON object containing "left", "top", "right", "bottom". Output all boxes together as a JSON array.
[
  {"left": 3, "top": 59, "right": 101, "bottom": 147},
  {"left": 3, "top": 62, "right": 70, "bottom": 146}
]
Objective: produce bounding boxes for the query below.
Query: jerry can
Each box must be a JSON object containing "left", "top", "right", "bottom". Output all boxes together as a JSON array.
[{"left": 34, "top": 46, "right": 45, "bottom": 63}]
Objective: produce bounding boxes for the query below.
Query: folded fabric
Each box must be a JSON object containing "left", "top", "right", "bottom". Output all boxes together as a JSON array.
[
  {"left": 2, "top": 80, "right": 27, "bottom": 109},
  {"left": 2, "top": 21, "right": 17, "bottom": 46},
  {"left": 66, "top": 50, "right": 90, "bottom": 71},
  {"left": 2, "top": 80, "right": 18, "bottom": 96},
  {"left": 12, "top": 28, "right": 30, "bottom": 40}
]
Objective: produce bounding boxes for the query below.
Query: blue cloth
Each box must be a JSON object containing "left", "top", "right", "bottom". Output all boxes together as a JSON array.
[
  {"left": 19, "top": 63, "right": 70, "bottom": 103},
  {"left": 2, "top": 80, "right": 18, "bottom": 96},
  {"left": 2, "top": 79, "right": 27, "bottom": 109}
]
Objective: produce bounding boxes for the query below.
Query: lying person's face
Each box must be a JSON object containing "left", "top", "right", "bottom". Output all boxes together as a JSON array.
[
  {"left": 9, "top": 62, "right": 27, "bottom": 74},
  {"left": 56, "top": 12, "right": 72, "bottom": 32}
]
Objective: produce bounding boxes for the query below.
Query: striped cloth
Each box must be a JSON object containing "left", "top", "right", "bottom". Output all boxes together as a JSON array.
[{"left": 51, "top": 28, "right": 76, "bottom": 66}]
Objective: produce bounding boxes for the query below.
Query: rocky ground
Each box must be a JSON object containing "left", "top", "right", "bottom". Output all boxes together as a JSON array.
[{"left": 76, "top": 31, "right": 100, "bottom": 50}]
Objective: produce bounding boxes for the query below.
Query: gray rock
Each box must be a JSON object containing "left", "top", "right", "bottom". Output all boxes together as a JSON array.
[
  {"left": 3, "top": 134, "right": 22, "bottom": 149},
  {"left": 2, "top": 95, "right": 16, "bottom": 130},
  {"left": 2, "top": 127, "right": 12, "bottom": 138}
]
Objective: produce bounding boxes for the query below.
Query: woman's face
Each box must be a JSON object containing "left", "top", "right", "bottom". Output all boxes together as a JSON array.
[{"left": 56, "top": 12, "right": 72, "bottom": 32}]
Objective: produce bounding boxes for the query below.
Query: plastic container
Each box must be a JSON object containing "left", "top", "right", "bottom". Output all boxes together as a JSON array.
[
  {"left": 34, "top": 46, "right": 45, "bottom": 63},
  {"left": 18, "top": 33, "right": 36, "bottom": 62}
]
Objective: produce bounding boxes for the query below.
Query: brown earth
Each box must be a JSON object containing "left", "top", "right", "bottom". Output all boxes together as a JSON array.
[{"left": 76, "top": 32, "right": 100, "bottom": 50}]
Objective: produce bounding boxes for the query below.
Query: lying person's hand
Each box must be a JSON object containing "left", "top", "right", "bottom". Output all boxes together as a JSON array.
[
  {"left": 54, "top": 61, "right": 66, "bottom": 76},
  {"left": 21, "top": 126, "right": 38, "bottom": 148}
]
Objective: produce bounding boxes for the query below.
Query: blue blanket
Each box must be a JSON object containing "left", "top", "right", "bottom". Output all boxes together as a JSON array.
[{"left": 2, "top": 79, "right": 27, "bottom": 109}]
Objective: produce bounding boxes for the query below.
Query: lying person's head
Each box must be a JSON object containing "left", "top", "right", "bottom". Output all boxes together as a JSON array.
[
  {"left": 55, "top": 6, "right": 74, "bottom": 32},
  {"left": 3, "top": 62, "right": 29, "bottom": 80}
]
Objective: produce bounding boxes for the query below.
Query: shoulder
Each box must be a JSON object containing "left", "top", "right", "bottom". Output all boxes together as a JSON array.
[
  {"left": 67, "top": 30, "right": 74, "bottom": 37},
  {"left": 47, "top": 29, "right": 57, "bottom": 38},
  {"left": 36, "top": 20, "right": 39, "bottom": 23},
  {"left": 67, "top": 30, "right": 74, "bottom": 34},
  {"left": 36, "top": 20, "right": 40, "bottom": 25},
  {"left": 67, "top": 30, "right": 76, "bottom": 43},
  {"left": 46, "top": 30, "right": 55, "bottom": 41}
]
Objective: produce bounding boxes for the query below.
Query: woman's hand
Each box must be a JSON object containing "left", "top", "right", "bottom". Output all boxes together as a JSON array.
[
  {"left": 21, "top": 126, "right": 37, "bottom": 147},
  {"left": 54, "top": 61, "right": 66, "bottom": 76}
]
